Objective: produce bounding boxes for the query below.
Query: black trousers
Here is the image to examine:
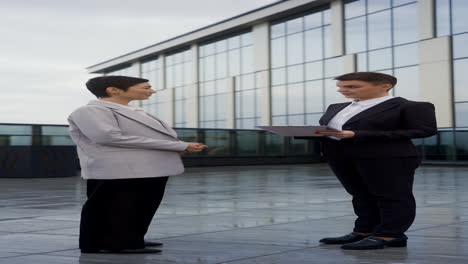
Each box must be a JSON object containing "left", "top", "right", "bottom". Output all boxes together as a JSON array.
[
  {"left": 327, "top": 157, "right": 420, "bottom": 237},
  {"left": 79, "top": 177, "right": 168, "bottom": 250}
]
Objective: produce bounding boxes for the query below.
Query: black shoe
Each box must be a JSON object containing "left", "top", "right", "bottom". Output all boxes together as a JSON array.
[
  {"left": 144, "top": 241, "right": 163, "bottom": 247},
  {"left": 341, "top": 235, "right": 408, "bottom": 250},
  {"left": 319, "top": 232, "right": 370, "bottom": 244},
  {"left": 81, "top": 248, "right": 162, "bottom": 254}
]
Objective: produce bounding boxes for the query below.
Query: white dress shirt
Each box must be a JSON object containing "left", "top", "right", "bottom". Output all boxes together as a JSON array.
[{"left": 327, "top": 95, "right": 394, "bottom": 140}]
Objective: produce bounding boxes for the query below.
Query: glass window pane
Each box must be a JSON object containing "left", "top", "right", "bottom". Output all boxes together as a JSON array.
[
  {"left": 0, "top": 125, "right": 32, "bottom": 135},
  {"left": 453, "top": 33, "right": 468, "bottom": 59},
  {"left": 215, "top": 53, "right": 227, "bottom": 79},
  {"left": 305, "top": 12, "right": 322, "bottom": 29},
  {"left": 345, "top": 0, "right": 366, "bottom": 19},
  {"left": 368, "top": 0, "right": 391, "bottom": 13},
  {"left": 271, "top": 22, "right": 286, "bottom": 38},
  {"left": 204, "top": 43, "right": 215, "bottom": 56},
  {"left": 305, "top": 61, "right": 323, "bottom": 80},
  {"left": 345, "top": 17, "right": 366, "bottom": 54},
  {"left": 368, "top": 10, "right": 392, "bottom": 49},
  {"left": 204, "top": 55, "right": 215, "bottom": 81},
  {"left": 216, "top": 79, "right": 228, "bottom": 94},
  {"left": 241, "top": 33, "right": 253, "bottom": 46},
  {"left": 394, "top": 66, "right": 419, "bottom": 101},
  {"left": 228, "top": 49, "right": 241, "bottom": 76},
  {"left": 456, "top": 103, "right": 468, "bottom": 127},
  {"left": 272, "top": 68, "right": 286, "bottom": 86},
  {"left": 204, "top": 95, "right": 216, "bottom": 120},
  {"left": 452, "top": 0, "right": 468, "bottom": 34},
  {"left": 287, "top": 17, "right": 303, "bottom": 35},
  {"left": 272, "top": 85, "right": 286, "bottom": 116},
  {"left": 287, "top": 64, "right": 304, "bottom": 83},
  {"left": 241, "top": 90, "right": 256, "bottom": 118},
  {"left": 305, "top": 80, "right": 324, "bottom": 113},
  {"left": 394, "top": 43, "right": 418, "bottom": 67},
  {"left": 287, "top": 33, "right": 304, "bottom": 65},
  {"left": 393, "top": 4, "right": 418, "bottom": 45},
  {"left": 228, "top": 35, "right": 241, "bottom": 49},
  {"left": 305, "top": 28, "right": 323, "bottom": 61},
  {"left": 323, "top": 9, "right": 331, "bottom": 25},
  {"left": 288, "top": 114, "right": 305, "bottom": 125},
  {"left": 393, "top": 0, "right": 416, "bottom": 6},
  {"left": 324, "top": 26, "right": 333, "bottom": 58},
  {"left": 256, "top": 89, "right": 262, "bottom": 117},
  {"left": 436, "top": 0, "right": 451, "bottom": 37},
  {"left": 271, "top": 37, "right": 286, "bottom": 68},
  {"left": 325, "top": 78, "right": 346, "bottom": 105},
  {"left": 368, "top": 48, "right": 392, "bottom": 70},
  {"left": 454, "top": 59, "right": 468, "bottom": 102},
  {"left": 216, "top": 94, "right": 227, "bottom": 120},
  {"left": 216, "top": 39, "right": 228, "bottom": 53},
  {"left": 288, "top": 83, "right": 304, "bottom": 115},
  {"left": 272, "top": 116, "right": 287, "bottom": 125},
  {"left": 306, "top": 113, "right": 322, "bottom": 125},
  {"left": 357, "top": 52, "right": 368, "bottom": 71},
  {"left": 241, "top": 46, "right": 254, "bottom": 74}
]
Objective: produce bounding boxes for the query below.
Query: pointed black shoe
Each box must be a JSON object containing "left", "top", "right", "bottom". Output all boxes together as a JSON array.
[
  {"left": 144, "top": 241, "right": 163, "bottom": 247},
  {"left": 341, "top": 235, "right": 408, "bottom": 250},
  {"left": 319, "top": 232, "right": 370, "bottom": 244}
]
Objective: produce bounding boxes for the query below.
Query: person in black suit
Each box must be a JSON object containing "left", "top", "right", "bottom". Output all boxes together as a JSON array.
[{"left": 301, "top": 72, "right": 437, "bottom": 250}]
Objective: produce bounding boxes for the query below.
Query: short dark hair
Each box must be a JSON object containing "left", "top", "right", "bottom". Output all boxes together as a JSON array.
[
  {"left": 334, "top": 72, "right": 397, "bottom": 90},
  {"left": 86, "top": 75, "right": 149, "bottom": 98}
]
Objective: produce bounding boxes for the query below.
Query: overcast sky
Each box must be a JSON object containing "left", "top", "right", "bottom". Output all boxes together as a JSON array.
[{"left": 0, "top": 0, "right": 279, "bottom": 124}]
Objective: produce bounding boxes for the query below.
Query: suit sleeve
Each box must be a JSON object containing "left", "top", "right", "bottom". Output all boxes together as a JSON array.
[
  {"left": 68, "top": 106, "right": 189, "bottom": 151},
  {"left": 353, "top": 102, "right": 437, "bottom": 141}
]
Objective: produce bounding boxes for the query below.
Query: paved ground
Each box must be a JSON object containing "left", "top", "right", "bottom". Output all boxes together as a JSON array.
[{"left": 0, "top": 164, "right": 468, "bottom": 264}]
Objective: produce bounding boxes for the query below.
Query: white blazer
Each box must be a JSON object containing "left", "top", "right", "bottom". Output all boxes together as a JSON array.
[{"left": 67, "top": 100, "right": 189, "bottom": 180}]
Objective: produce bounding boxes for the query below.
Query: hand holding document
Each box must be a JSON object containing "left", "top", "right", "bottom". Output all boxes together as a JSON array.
[{"left": 256, "top": 126, "right": 340, "bottom": 137}]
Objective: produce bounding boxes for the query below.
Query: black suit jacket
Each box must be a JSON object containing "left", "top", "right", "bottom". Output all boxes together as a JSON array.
[{"left": 299, "top": 97, "right": 437, "bottom": 158}]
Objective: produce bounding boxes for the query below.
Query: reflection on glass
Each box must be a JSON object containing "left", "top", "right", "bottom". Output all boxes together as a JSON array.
[
  {"left": 305, "top": 80, "right": 324, "bottom": 113},
  {"left": 345, "top": 17, "right": 366, "bottom": 54},
  {"left": 368, "top": 10, "right": 392, "bottom": 49},
  {"left": 272, "top": 85, "right": 287, "bottom": 116},
  {"left": 271, "top": 22, "right": 286, "bottom": 38},
  {"left": 287, "top": 65, "right": 304, "bottom": 83},
  {"left": 455, "top": 103, "right": 468, "bottom": 127},
  {"left": 305, "top": 28, "right": 323, "bottom": 61},
  {"left": 345, "top": 0, "right": 366, "bottom": 19},
  {"left": 305, "top": 61, "right": 323, "bottom": 81},
  {"left": 454, "top": 59, "right": 468, "bottom": 102},
  {"left": 394, "top": 66, "right": 419, "bottom": 101},
  {"left": 368, "top": 48, "right": 392, "bottom": 70},
  {"left": 452, "top": 0, "right": 468, "bottom": 34},
  {"left": 368, "top": 0, "right": 391, "bottom": 13},
  {"left": 394, "top": 43, "right": 418, "bottom": 67},
  {"left": 288, "top": 83, "right": 305, "bottom": 115},
  {"left": 393, "top": 4, "right": 418, "bottom": 45},
  {"left": 0, "top": 125, "right": 32, "bottom": 135},
  {"left": 287, "top": 33, "right": 304, "bottom": 65},
  {"left": 271, "top": 38, "right": 286, "bottom": 68},
  {"left": 287, "top": 17, "right": 303, "bottom": 34},
  {"left": 453, "top": 33, "right": 468, "bottom": 59}
]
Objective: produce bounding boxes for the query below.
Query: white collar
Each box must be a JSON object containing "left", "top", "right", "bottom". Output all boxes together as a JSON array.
[{"left": 352, "top": 95, "right": 394, "bottom": 106}]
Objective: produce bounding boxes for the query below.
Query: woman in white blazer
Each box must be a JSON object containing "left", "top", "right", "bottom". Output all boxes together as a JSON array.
[{"left": 68, "top": 76, "right": 207, "bottom": 254}]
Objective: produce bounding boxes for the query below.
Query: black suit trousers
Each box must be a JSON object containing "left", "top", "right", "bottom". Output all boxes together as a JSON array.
[
  {"left": 79, "top": 177, "right": 168, "bottom": 250},
  {"left": 327, "top": 157, "right": 420, "bottom": 237}
]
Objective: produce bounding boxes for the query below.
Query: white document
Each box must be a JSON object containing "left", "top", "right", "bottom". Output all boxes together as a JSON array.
[{"left": 256, "top": 126, "right": 338, "bottom": 137}]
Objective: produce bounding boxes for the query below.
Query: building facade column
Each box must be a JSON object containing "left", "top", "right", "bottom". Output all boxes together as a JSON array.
[
  {"left": 419, "top": 0, "right": 435, "bottom": 40},
  {"left": 331, "top": 0, "right": 345, "bottom": 57},
  {"left": 186, "top": 44, "right": 200, "bottom": 128},
  {"left": 419, "top": 36, "right": 453, "bottom": 128},
  {"left": 159, "top": 54, "right": 175, "bottom": 127},
  {"left": 253, "top": 22, "right": 271, "bottom": 126}
]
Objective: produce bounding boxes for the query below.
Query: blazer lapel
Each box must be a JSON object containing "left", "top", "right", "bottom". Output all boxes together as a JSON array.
[
  {"left": 321, "top": 102, "right": 351, "bottom": 125},
  {"left": 343, "top": 97, "right": 402, "bottom": 125},
  {"left": 145, "top": 112, "right": 178, "bottom": 138}
]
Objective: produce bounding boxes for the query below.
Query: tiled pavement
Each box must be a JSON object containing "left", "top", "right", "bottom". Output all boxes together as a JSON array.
[{"left": 1, "top": 164, "right": 468, "bottom": 263}]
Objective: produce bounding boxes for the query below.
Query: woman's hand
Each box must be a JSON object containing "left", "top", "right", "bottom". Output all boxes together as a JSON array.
[
  {"left": 184, "top": 142, "right": 208, "bottom": 152},
  {"left": 316, "top": 130, "right": 355, "bottom": 139}
]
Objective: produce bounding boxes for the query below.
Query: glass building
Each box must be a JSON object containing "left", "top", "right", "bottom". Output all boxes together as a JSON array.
[{"left": 88, "top": 0, "right": 468, "bottom": 161}]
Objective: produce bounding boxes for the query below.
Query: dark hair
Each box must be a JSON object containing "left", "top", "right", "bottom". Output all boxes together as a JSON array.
[
  {"left": 86, "top": 75, "right": 149, "bottom": 98},
  {"left": 333, "top": 72, "right": 397, "bottom": 90}
]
